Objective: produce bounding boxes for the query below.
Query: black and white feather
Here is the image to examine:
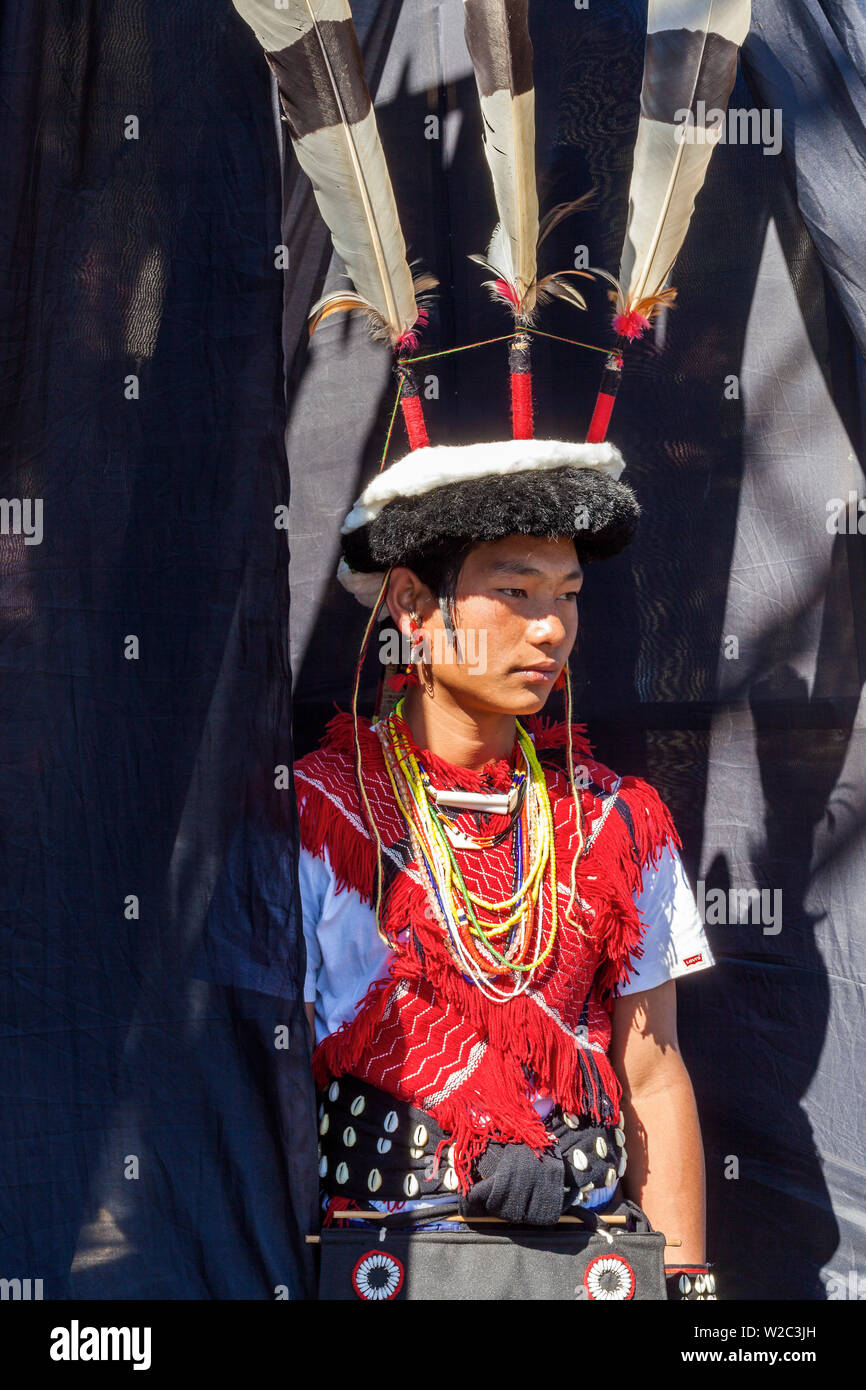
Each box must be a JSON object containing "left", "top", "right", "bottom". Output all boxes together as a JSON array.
[{"left": 233, "top": 0, "right": 435, "bottom": 346}]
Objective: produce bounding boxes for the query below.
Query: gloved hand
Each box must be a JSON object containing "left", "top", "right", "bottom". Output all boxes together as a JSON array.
[
  {"left": 458, "top": 1139, "right": 566, "bottom": 1226},
  {"left": 547, "top": 1110, "right": 623, "bottom": 1204}
]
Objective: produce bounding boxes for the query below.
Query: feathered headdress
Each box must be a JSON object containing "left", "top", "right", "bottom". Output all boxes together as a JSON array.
[
  {"left": 587, "top": 0, "right": 752, "bottom": 442},
  {"left": 462, "top": 0, "right": 596, "bottom": 438},
  {"left": 235, "top": 0, "right": 751, "bottom": 591},
  {"left": 232, "top": 0, "right": 438, "bottom": 444}
]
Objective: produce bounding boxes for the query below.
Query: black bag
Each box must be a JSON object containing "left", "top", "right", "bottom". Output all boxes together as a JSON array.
[{"left": 317, "top": 1200, "right": 668, "bottom": 1301}]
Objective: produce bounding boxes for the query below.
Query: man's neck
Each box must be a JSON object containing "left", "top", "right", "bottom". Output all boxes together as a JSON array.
[{"left": 399, "top": 686, "right": 517, "bottom": 771}]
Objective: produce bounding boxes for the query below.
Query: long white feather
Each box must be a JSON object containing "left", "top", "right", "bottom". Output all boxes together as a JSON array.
[
  {"left": 463, "top": 0, "right": 538, "bottom": 320},
  {"left": 618, "top": 0, "right": 751, "bottom": 329},
  {"left": 234, "top": 0, "right": 429, "bottom": 345}
]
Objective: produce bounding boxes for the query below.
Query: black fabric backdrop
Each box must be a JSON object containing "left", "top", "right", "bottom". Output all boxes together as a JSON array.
[{"left": 1, "top": 0, "right": 864, "bottom": 1300}]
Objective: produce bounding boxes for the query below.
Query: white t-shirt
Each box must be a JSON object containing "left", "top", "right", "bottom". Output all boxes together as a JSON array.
[{"left": 299, "top": 841, "right": 714, "bottom": 1047}]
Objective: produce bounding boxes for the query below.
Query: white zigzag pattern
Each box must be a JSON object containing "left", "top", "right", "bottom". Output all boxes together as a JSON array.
[
  {"left": 375, "top": 993, "right": 438, "bottom": 1085},
  {"left": 295, "top": 769, "right": 423, "bottom": 883},
  {"left": 525, "top": 988, "right": 606, "bottom": 1054},
  {"left": 422, "top": 1040, "right": 488, "bottom": 1109},
  {"left": 401, "top": 1016, "right": 468, "bottom": 1089}
]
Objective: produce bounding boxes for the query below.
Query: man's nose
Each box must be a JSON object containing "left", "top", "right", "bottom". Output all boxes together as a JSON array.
[{"left": 529, "top": 607, "right": 570, "bottom": 645}]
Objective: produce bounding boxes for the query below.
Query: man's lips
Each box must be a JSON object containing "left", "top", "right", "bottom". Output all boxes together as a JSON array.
[{"left": 512, "top": 663, "right": 559, "bottom": 681}]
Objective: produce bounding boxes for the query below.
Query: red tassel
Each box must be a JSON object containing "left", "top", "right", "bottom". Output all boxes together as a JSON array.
[
  {"left": 612, "top": 309, "right": 650, "bottom": 341},
  {"left": 395, "top": 306, "right": 428, "bottom": 352},
  {"left": 322, "top": 1196, "right": 361, "bottom": 1227},
  {"left": 385, "top": 669, "right": 420, "bottom": 693}
]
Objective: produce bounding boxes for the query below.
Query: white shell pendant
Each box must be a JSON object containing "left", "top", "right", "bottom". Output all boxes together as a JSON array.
[
  {"left": 617, "top": 1152, "right": 627, "bottom": 1177},
  {"left": 384, "top": 1111, "right": 399, "bottom": 1134},
  {"left": 614, "top": 1128, "right": 626, "bottom": 1147},
  {"left": 403, "top": 1173, "right": 419, "bottom": 1198},
  {"left": 443, "top": 1168, "right": 459, "bottom": 1192},
  {"left": 678, "top": 1274, "right": 692, "bottom": 1295},
  {"left": 562, "top": 1111, "right": 580, "bottom": 1130},
  {"left": 367, "top": 1169, "right": 383, "bottom": 1193},
  {"left": 318, "top": 1156, "right": 328, "bottom": 1178},
  {"left": 412, "top": 1124, "right": 428, "bottom": 1147},
  {"left": 342, "top": 1126, "right": 356, "bottom": 1148},
  {"left": 605, "top": 1166, "right": 617, "bottom": 1187},
  {"left": 336, "top": 1162, "right": 349, "bottom": 1185},
  {"left": 409, "top": 1147, "right": 425, "bottom": 1160},
  {"left": 328, "top": 1082, "right": 340, "bottom": 1102},
  {"left": 350, "top": 1095, "right": 366, "bottom": 1117},
  {"left": 572, "top": 1149, "right": 589, "bottom": 1171},
  {"left": 376, "top": 1137, "right": 392, "bottom": 1155},
  {"left": 446, "top": 1145, "right": 456, "bottom": 1165},
  {"left": 580, "top": 1181, "right": 595, "bottom": 1194},
  {"left": 595, "top": 1136, "right": 608, "bottom": 1158},
  {"left": 318, "top": 1114, "right": 329, "bottom": 1136}
]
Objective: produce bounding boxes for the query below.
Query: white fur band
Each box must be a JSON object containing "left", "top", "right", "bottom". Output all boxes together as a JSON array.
[{"left": 340, "top": 438, "right": 626, "bottom": 534}]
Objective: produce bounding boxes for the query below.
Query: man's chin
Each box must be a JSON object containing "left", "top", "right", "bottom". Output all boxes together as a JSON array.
[
  {"left": 434, "top": 676, "right": 558, "bottom": 718},
  {"left": 489, "top": 685, "right": 556, "bottom": 717}
]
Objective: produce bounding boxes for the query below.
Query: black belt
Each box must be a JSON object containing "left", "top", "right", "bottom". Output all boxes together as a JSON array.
[{"left": 317, "top": 1076, "right": 626, "bottom": 1223}]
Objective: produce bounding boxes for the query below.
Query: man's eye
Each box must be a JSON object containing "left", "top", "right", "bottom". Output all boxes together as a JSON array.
[
  {"left": 498, "top": 587, "right": 527, "bottom": 598},
  {"left": 559, "top": 591, "right": 581, "bottom": 601}
]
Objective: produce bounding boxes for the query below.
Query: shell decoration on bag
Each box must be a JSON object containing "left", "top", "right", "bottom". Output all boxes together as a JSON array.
[
  {"left": 584, "top": 1254, "right": 636, "bottom": 1301},
  {"left": 352, "top": 1250, "right": 405, "bottom": 1302}
]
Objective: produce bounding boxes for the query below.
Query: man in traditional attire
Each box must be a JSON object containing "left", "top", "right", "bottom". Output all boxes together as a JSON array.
[
  {"left": 295, "top": 440, "right": 717, "bottom": 1301},
  {"left": 230, "top": 0, "right": 750, "bottom": 1303}
]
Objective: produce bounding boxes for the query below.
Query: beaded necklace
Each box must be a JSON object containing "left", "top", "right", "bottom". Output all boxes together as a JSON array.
[{"left": 377, "top": 699, "right": 559, "bottom": 1001}]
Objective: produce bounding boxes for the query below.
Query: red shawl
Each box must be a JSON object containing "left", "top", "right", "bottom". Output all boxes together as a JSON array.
[{"left": 295, "top": 710, "right": 680, "bottom": 1188}]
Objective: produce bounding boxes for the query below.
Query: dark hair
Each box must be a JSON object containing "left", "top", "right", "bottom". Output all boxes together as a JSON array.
[{"left": 404, "top": 537, "right": 476, "bottom": 636}]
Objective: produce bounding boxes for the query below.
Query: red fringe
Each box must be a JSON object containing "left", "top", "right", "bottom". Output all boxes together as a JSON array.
[
  {"left": 300, "top": 708, "right": 684, "bottom": 1171},
  {"left": 523, "top": 715, "right": 592, "bottom": 760},
  {"left": 296, "top": 772, "right": 378, "bottom": 900}
]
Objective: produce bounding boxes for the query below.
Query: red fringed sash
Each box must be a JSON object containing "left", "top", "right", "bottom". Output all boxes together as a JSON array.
[{"left": 295, "top": 711, "right": 680, "bottom": 1188}]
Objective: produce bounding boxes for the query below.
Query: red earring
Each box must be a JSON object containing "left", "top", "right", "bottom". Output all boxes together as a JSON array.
[{"left": 553, "top": 668, "right": 567, "bottom": 691}]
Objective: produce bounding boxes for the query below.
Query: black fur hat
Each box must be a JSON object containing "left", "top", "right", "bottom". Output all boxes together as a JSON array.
[{"left": 338, "top": 438, "right": 639, "bottom": 606}]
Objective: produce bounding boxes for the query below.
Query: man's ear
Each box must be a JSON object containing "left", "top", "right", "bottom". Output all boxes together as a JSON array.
[{"left": 385, "top": 567, "right": 433, "bottom": 635}]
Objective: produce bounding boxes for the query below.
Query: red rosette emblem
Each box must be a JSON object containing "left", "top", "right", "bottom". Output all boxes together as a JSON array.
[{"left": 351, "top": 1250, "right": 405, "bottom": 1301}]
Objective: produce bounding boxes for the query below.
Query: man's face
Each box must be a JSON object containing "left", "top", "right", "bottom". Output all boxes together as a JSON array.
[{"left": 415, "top": 534, "right": 583, "bottom": 716}]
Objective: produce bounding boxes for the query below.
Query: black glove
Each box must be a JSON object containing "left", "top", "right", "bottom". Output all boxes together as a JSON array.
[
  {"left": 458, "top": 1139, "right": 565, "bottom": 1226},
  {"left": 547, "top": 1110, "right": 623, "bottom": 1205}
]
